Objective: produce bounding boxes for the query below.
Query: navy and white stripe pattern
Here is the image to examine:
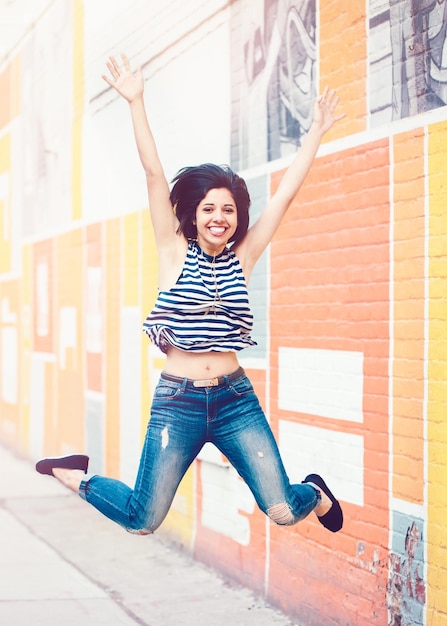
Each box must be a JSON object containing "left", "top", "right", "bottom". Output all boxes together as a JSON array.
[{"left": 143, "top": 240, "right": 256, "bottom": 353}]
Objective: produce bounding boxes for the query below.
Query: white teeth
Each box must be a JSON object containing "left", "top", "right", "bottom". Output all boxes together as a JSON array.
[{"left": 209, "top": 227, "right": 225, "bottom": 234}]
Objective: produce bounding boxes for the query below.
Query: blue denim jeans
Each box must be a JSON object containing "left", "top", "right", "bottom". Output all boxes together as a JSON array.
[{"left": 79, "top": 368, "right": 320, "bottom": 532}]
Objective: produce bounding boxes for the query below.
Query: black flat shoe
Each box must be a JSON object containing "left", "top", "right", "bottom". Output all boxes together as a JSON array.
[
  {"left": 303, "top": 473, "right": 343, "bottom": 533},
  {"left": 35, "top": 454, "right": 89, "bottom": 476}
]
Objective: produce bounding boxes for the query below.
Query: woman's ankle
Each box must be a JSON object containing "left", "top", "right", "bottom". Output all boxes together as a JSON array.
[
  {"left": 307, "top": 481, "right": 332, "bottom": 517},
  {"left": 52, "top": 468, "right": 84, "bottom": 493}
]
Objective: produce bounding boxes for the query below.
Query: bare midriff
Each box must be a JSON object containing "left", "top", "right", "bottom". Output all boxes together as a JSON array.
[{"left": 163, "top": 345, "right": 240, "bottom": 380}]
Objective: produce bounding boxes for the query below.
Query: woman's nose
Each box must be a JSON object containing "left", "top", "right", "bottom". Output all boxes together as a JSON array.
[{"left": 213, "top": 209, "right": 225, "bottom": 221}]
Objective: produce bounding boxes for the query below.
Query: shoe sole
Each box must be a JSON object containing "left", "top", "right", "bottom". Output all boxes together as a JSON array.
[{"left": 35, "top": 454, "right": 89, "bottom": 476}]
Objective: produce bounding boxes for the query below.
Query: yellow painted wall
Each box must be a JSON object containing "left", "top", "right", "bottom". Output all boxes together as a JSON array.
[{"left": 427, "top": 120, "right": 447, "bottom": 625}]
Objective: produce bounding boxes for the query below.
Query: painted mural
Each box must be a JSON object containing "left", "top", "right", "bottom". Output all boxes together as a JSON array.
[
  {"left": 370, "top": 0, "right": 447, "bottom": 125},
  {"left": 0, "top": 1, "right": 446, "bottom": 625},
  {"left": 231, "top": 0, "right": 317, "bottom": 168}
]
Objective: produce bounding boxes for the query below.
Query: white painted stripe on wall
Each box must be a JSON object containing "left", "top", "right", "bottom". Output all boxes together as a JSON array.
[
  {"left": 278, "top": 346, "right": 364, "bottom": 423},
  {"left": 278, "top": 420, "right": 364, "bottom": 506},
  {"left": 29, "top": 354, "right": 47, "bottom": 459},
  {"left": 423, "top": 125, "right": 430, "bottom": 599},
  {"left": 391, "top": 498, "right": 425, "bottom": 521},
  {"left": 388, "top": 135, "right": 395, "bottom": 554},
  {"left": 119, "top": 307, "right": 142, "bottom": 486},
  {"left": 1, "top": 326, "right": 17, "bottom": 404}
]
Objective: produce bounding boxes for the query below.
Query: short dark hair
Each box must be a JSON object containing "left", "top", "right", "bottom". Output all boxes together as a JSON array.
[{"left": 170, "top": 163, "right": 250, "bottom": 245}]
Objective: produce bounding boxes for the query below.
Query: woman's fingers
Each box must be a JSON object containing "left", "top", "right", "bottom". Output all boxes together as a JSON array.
[
  {"left": 334, "top": 112, "right": 346, "bottom": 122},
  {"left": 314, "top": 87, "right": 346, "bottom": 129},
  {"left": 106, "top": 57, "right": 120, "bottom": 81},
  {"left": 329, "top": 94, "right": 340, "bottom": 112},
  {"left": 121, "top": 52, "right": 131, "bottom": 72},
  {"left": 318, "top": 88, "right": 343, "bottom": 116},
  {"left": 101, "top": 73, "right": 113, "bottom": 86},
  {"left": 321, "top": 87, "right": 336, "bottom": 107},
  {"left": 105, "top": 53, "right": 136, "bottom": 85}
]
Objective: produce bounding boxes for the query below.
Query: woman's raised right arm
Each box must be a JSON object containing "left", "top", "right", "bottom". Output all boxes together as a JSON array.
[{"left": 102, "top": 54, "right": 178, "bottom": 246}]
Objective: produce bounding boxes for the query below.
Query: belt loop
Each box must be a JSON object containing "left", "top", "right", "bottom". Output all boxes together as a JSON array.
[{"left": 181, "top": 377, "right": 188, "bottom": 392}]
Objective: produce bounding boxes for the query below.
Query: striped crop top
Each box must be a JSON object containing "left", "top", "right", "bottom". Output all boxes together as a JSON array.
[{"left": 142, "top": 240, "right": 256, "bottom": 353}]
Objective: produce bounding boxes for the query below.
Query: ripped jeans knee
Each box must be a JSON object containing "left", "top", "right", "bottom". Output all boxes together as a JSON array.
[
  {"left": 126, "top": 527, "right": 153, "bottom": 536},
  {"left": 267, "top": 502, "right": 297, "bottom": 526}
]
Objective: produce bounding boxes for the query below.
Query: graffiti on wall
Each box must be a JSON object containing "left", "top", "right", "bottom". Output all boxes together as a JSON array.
[
  {"left": 231, "top": 0, "right": 317, "bottom": 169},
  {"left": 387, "top": 515, "right": 426, "bottom": 626},
  {"left": 370, "top": 0, "right": 447, "bottom": 125}
]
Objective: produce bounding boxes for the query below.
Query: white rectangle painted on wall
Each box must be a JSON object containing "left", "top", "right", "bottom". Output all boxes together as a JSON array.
[
  {"left": 278, "top": 346, "right": 364, "bottom": 423},
  {"left": 58, "top": 307, "right": 77, "bottom": 370},
  {"left": 36, "top": 262, "right": 49, "bottom": 338},
  {"left": 200, "top": 463, "right": 255, "bottom": 546},
  {"left": 1, "top": 327, "right": 17, "bottom": 404},
  {"left": 278, "top": 420, "right": 364, "bottom": 506},
  {"left": 86, "top": 267, "right": 102, "bottom": 354},
  {"left": 29, "top": 353, "right": 53, "bottom": 459}
]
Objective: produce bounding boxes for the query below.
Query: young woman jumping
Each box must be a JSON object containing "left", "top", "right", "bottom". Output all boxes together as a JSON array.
[{"left": 36, "top": 53, "right": 344, "bottom": 535}]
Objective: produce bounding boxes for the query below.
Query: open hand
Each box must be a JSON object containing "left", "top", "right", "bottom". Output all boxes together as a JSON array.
[
  {"left": 102, "top": 53, "right": 143, "bottom": 102},
  {"left": 312, "top": 87, "right": 345, "bottom": 134}
]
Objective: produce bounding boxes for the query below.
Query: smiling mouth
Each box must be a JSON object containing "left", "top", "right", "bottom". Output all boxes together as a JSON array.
[{"left": 209, "top": 227, "right": 227, "bottom": 235}]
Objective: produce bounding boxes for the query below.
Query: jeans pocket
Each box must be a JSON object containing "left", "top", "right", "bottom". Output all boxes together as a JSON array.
[
  {"left": 228, "top": 375, "right": 254, "bottom": 397},
  {"left": 153, "top": 381, "right": 182, "bottom": 400}
]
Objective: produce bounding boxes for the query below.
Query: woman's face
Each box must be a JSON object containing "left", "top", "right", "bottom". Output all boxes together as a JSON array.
[{"left": 195, "top": 188, "right": 238, "bottom": 255}]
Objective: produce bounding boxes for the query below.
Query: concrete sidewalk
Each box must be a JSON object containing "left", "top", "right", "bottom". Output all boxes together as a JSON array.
[{"left": 0, "top": 444, "right": 298, "bottom": 626}]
